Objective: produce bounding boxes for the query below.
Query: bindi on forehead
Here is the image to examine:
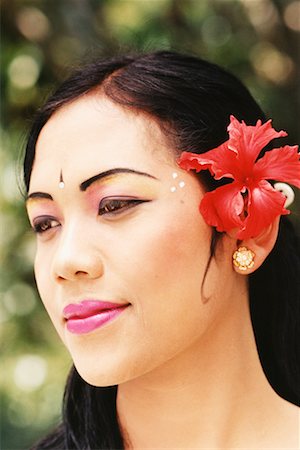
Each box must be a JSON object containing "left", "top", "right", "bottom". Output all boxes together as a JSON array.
[{"left": 58, "top": 170, "right": 65, "bottom": 189}]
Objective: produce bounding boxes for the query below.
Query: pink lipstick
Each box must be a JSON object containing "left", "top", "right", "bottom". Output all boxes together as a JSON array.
[{"left": 63, "top": 300, "right": 129, "bottom": 334}]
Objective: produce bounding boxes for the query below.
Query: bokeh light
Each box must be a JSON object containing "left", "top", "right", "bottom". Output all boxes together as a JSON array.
[
  {"left": 16, "top": 7, "right": 51, "bottom": 42},
  {"left": 201, "top": 15, "right": 232, "bottom": 47},
  {"left": 1, "top": 162, "right": 22, "bottom": 202},
  {"left": 13, "top": 355, "right": 47, "bottom": 392},
  {"left": 0, "top": 211, "right": 22, "bottom": 257},
  {"left": 241, "top": 0, "right": 279, "bottom": 31},
  {"left": 283, "top": 1, "right": 300, "bottom": 31},
  {"left": 8, "top": 54, "right": 41, "bottom": 90},
  {"left": 3, "top": 283, "right": 36, "bottom": 317},
  {"left": 250, "top": 42, "right": 294, "bottom": 85}
]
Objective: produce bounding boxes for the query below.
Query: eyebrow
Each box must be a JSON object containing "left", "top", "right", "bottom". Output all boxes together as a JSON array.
[
  {"left": 26, "top": 192, "right": 53, "bottom": 202},
  {"left": 26, "top": 168, "right": 158, "bottom": 202},
  {"left": 80, "top": 168, "right": 158, "bottom": 191}
]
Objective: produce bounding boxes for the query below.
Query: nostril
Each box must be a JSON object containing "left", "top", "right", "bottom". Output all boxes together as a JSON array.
[
  {"left": 57, "top": 274, "right": 67, "bottom": 281},
  {"left": 53, "top": 251, "right": 104, "bottom": 281},
  {"left": 75, "top": 270, "right": 89, "bottom": 276}
]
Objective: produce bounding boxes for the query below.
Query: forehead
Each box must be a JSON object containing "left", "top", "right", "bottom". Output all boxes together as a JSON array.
[{"left": 30, "top": 95, "right": 174, "bottom": 188}]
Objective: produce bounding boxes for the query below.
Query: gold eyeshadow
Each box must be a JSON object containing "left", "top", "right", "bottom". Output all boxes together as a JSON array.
[
  {"left": 86, "top": 173, "right": 159, "bottom": 198},
  {"left": 27, "top": 173, "right": 159, "bottom": 220},
  {"left": 26, "top": 172, "right": 159, "bottom": 220}
]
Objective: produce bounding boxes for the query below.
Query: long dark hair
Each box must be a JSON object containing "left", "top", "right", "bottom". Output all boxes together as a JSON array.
[{"left": 25, "top": 51, "right": 299, "bottom": 450}]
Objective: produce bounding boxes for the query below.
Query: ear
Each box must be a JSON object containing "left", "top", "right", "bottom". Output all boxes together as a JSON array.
[{"left": 232, "top": 216, "right": 280, "bottom": 275}]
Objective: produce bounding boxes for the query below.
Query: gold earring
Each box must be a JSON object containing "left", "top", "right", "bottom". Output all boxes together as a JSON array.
[{"left": 233, "top": 247, "right": 255, "bottom": 271}]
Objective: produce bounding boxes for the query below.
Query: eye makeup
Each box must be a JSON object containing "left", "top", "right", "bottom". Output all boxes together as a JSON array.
[
  {"left": 26, "top": 173, "right": 158, "bottom": 232},
  {"left": 84, "top": 173, "right": 159, "bottom": 213},
  {"left": 26, "top": 198, "right": 60, "bottom": 233},
  {"left": 32, "top": 216, "right": 60, "bottom": 234},
  {"left": 98, "top": 197, "right": 151, "bottom": 216},
  {"left": 27, "top": 199, "right": 57, "bottom": 219}
]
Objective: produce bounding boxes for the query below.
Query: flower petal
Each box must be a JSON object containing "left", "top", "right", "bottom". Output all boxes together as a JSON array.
[
  {"left": 236, "top": 180, "right": 289, "bottom": 240},
  {"left": 178, "top": 144, "right": 238, "bottom": 180},
  {"left": 179, "top": 116, "right": 297, "bottom": 240},
  {"left": 200, "top": 182, "right": 244, "bottom": 232},
  {"left": 178, "top": 151, "right": 213, "bottom": 173},
  {"left": 228, "top": 116, "right": 287, "bottom": 168},
  {"left": 253, "top": 145, "right": 300, "bottom": 188}
]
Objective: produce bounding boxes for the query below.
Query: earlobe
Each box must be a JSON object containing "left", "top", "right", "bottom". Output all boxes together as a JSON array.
[{"left": 232, "top": 217, "right": 280, "bottom": 274}]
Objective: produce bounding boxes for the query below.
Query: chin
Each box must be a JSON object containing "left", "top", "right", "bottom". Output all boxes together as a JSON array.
[
  {"left": 71, "top": 353, "right": 139, "bottom": 387},
  {"left": 78, "top": 371, "right": 119, "bottom": 387},
  {"left": 72, "top": 349, "right": 164, "bottom": 388}
]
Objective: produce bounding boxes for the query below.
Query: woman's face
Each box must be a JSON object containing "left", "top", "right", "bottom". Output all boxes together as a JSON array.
[{"left": 27, "top": 95, "right": 237, "bottom": 386}]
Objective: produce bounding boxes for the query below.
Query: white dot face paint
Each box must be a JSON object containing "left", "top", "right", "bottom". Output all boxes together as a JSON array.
[{"left": 170, "top": 173, "right": 186, "bottom": 193}]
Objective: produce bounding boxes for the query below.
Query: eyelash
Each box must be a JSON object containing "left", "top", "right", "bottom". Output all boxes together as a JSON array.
[
  {"left": 32, "top": 216, "right": 60, "bottom": 234},
  {"left": 98, "top": 197, "right": 149, "bottom": 216},
  {"left": 32, "top": 198, "right": 149, "bottom": 234}
]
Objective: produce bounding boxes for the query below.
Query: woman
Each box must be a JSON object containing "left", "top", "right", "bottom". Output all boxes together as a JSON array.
[{"left": 24, "top": 51, "right": 299, "bottom": 449}]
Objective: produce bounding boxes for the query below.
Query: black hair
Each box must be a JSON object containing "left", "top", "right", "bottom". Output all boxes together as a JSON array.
[{"left": 25, "top": 51, "right": 299, "bottom": 450}]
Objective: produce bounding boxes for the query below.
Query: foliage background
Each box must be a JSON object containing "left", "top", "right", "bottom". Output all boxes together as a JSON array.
[{"left": 1, "top": 0, "right": 299, "bottom": 448}]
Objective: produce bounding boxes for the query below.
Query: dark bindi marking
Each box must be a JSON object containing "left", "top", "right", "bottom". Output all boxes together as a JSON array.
[{"left": 59, "top": 170, "right": 65, "bottom": 189}]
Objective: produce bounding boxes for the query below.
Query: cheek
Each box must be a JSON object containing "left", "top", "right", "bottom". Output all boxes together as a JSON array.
[
  {"left": 130, "top": 203, "right": 211, "bottom": 288},
  {"left": 104, "top": 212, "right": 215, "bottom": 382},
  {"left": 116, "top": 203, "right": 213, "bottom": 339}
]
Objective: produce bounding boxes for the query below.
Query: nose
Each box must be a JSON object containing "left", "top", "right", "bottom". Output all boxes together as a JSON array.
[{"left": 52, "top": 222, "right": 104, "bottom": 282}]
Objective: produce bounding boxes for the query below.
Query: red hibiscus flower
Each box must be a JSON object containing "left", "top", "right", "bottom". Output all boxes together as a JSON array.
[{"left": 178, "top": 115, "right": 300, "bottom": 239}]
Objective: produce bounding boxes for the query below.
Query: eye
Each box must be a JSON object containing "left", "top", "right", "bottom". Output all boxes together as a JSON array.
[
  {"left": 98, "top": 197, "right": 149, "bottom": 216},
  {"left": 32, "top": 216, "right": 60, "bottom": 234}
]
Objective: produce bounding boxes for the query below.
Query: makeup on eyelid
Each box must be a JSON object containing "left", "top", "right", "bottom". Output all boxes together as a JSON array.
[
  {"left": 26, "top": 199, "right": 59, "bottom": 224},
  {"left": 85, "top": 174, "right": 159, "bottom": 211},
  {"left": 27, "top": 174, "right": 159, "bottom": 223},
  {"left": 26, "top": 171, "right": 187, "bottom": 224}
]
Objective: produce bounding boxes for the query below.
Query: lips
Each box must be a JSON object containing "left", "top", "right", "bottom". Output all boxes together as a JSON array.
[{"left": 63, "top": 300, "right": 129, "bottom": 334}]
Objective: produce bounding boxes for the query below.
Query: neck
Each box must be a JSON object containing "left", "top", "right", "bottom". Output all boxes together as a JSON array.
[{"left": 117, "top": 291, "right": 280, "bottom": 449}]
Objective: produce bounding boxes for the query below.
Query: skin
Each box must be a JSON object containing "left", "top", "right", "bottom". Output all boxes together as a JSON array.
[{"left": 27, "top": 95, "right": 299, "bottom": 449}]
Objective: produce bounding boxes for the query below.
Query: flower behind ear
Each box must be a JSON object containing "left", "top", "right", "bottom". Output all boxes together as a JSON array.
[{"left": 178, "top": 116, "right": 300, "bottom": 239}]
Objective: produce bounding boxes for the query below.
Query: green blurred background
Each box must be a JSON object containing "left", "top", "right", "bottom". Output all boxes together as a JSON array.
[{"left": 1, "top": 0, "right": 299, "bottom": 448}]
